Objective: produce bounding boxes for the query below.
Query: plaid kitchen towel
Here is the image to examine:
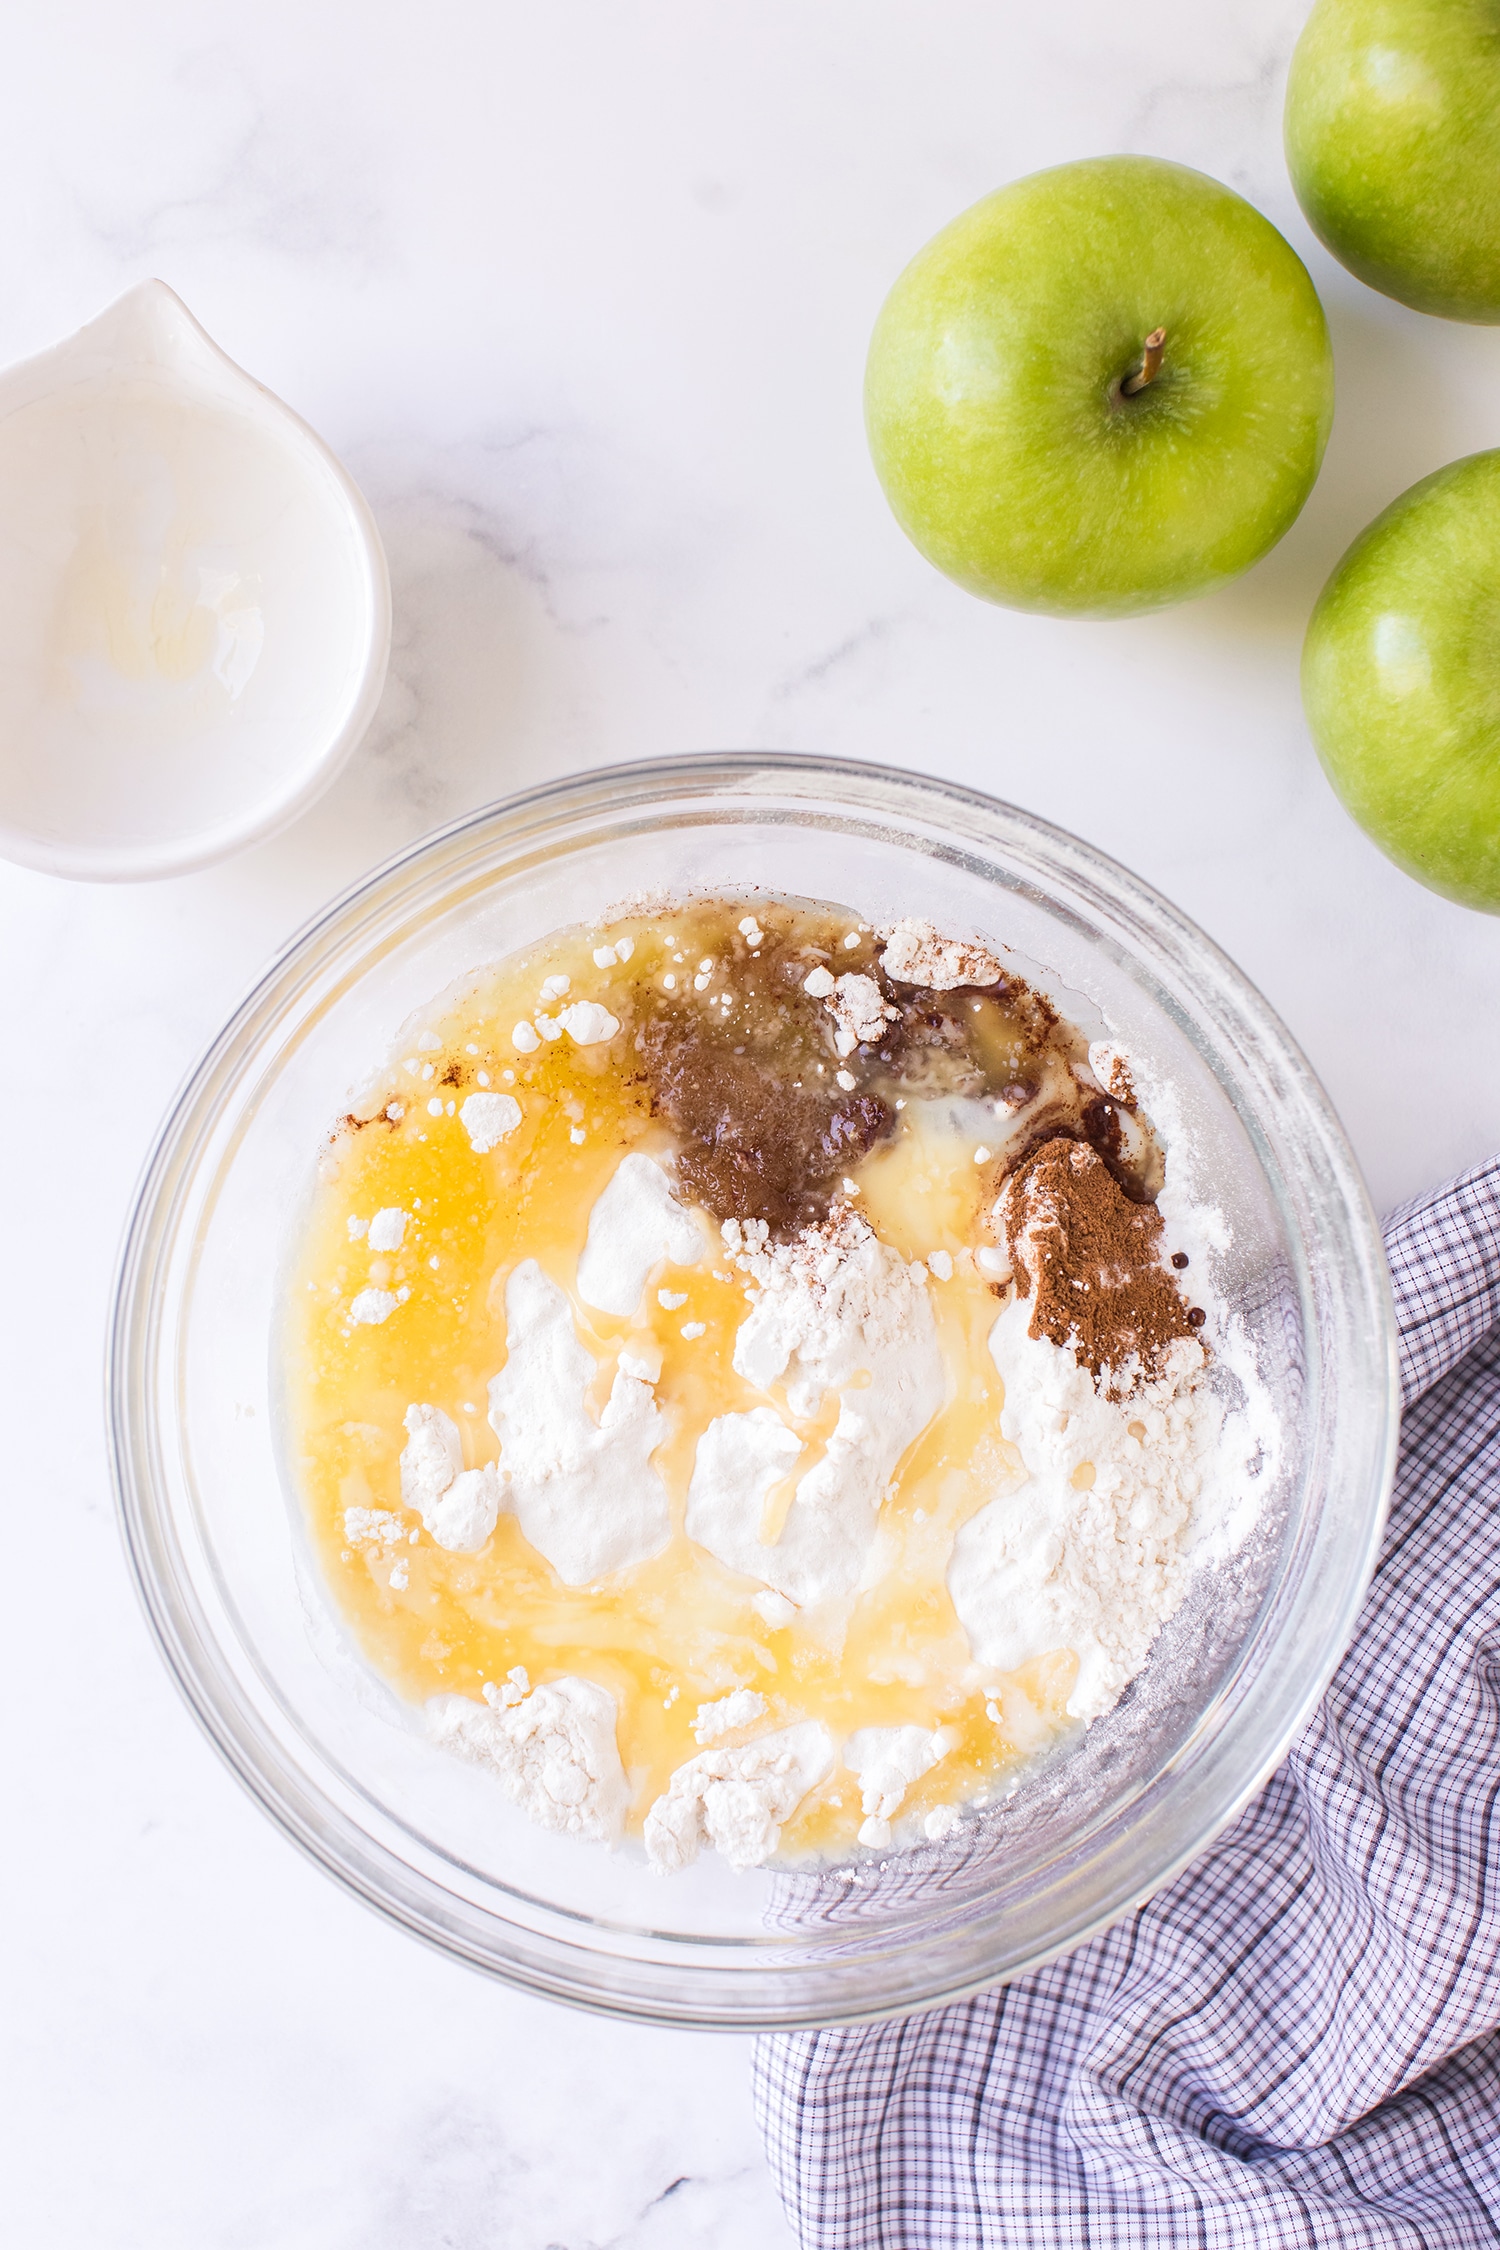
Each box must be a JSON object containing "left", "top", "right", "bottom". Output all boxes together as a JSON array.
[{"left": 754, "top": 1155, "right": 1500, "bottom": 2249}]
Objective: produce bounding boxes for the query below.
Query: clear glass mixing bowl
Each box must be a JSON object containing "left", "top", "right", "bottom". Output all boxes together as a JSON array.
[{"left": 107, "top": 755, "right": 1398, "bottom": 2028}]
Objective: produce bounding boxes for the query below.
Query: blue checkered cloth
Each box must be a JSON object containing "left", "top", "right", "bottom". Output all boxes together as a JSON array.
[{"left": 755, "top": 1156, "right": 1500, "bottom": 2248}]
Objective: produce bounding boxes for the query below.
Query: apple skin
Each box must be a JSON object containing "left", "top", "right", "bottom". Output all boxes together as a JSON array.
[
  {"left": 1286, "top": 0, "right": 1500, "bottom": 323},
  {"left": 1303, "top": 451, "right": 1500, "bottom": 910},
  {"left": 864, "top": 157, "right": 1333, "bottom": 619}
]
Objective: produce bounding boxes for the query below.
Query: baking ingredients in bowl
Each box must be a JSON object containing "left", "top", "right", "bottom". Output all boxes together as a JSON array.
[
  {"left": 949, "top": 1140, "right": 1231, "bottom": 1721},
  {"left": 282, "top": 894, "right": 1274, "bottom": 1874}
]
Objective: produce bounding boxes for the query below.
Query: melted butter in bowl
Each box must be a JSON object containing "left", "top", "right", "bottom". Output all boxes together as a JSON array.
[{"left": 284, "top": 892, "right": 1271, "bottom": 1875}]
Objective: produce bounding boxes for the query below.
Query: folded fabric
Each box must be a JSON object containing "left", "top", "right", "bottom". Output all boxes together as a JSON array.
[{"left": 755, "top": 1155, "right": 1500, "bottom": 2249}]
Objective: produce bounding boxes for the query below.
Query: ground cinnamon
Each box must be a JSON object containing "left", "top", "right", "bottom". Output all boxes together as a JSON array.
[{"left": 998, "top": 1136, "right": 1196, "bottom": 1389}]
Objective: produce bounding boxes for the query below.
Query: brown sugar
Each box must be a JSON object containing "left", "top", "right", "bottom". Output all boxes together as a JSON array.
[
  {"left": 997, "top": 1136, "right": 1196, "bottom": 1389},
  {"left": 637, "top": 1017, "right": 894, "bottom": 1235},
  {"left": 619, "top": 894, "right": 1167, "bottom": 1238}
]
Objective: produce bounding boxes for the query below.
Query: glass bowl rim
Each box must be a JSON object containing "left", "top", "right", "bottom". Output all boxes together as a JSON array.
[{"left": 106, "top": 750, "right": 1400, "bottom": 2027}]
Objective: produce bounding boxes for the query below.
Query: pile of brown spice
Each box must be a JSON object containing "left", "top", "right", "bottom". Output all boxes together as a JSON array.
[
  {"left": 636, "top": 1017, "right": 893, "bottom": 1234},
  {"left": 996, "top": 1137, "right": 1199, "bottom": 1391},
  {"left": 626, "top": 898, "right": 1165, "bottom": 1238}
]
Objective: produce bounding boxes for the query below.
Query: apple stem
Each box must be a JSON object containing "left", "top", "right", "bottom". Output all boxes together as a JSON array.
[{"left": 1121, "top": 328, "right": 1167, "bottom": 396}]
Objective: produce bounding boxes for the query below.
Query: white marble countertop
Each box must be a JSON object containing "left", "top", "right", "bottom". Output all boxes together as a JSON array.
[{"left": 7, "top": 3, "right": 1500, "bottom": 2243}]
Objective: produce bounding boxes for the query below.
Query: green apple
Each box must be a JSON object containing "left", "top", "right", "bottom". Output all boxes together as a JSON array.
[
  {"left": 1286, "top": 0, "right": 1500, "bottom": 323},
  {"left": 1303, "top": 450, "right": 1500, "bottom": 909},
  {"left": 864, "top": 156, "right": 1333, "bottom": 618}
]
